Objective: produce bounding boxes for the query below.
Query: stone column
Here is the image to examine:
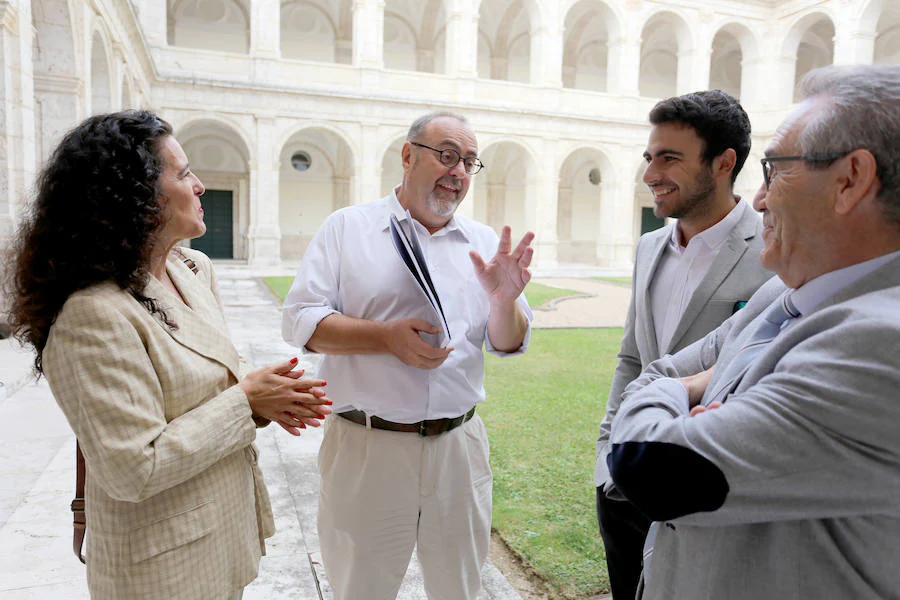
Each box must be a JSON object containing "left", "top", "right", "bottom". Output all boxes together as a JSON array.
[
  {"left": 609, "top": 158, "right": 638, "bottom": 269},
  {"left": 353, "top": 124, "right": 381, "bottom": 205},
  {"left": 132, "top": 0, "right": 166, "bottom": 48},
  {"left": 352, "top": 0, "right": 384, "bottom": 69},
  {"left": 556, "top": 185, "right": 573, "bottom": 262},
  {"left": 532, "top": 140, "right": 559, "bottom": 269},
  {"left": 832, "top": 27, "right": 876, "bottom": 65},
  {"left": 444, "top": 0, "right": 477, "bottom": 78},
  {"left": 334, "top": 175, "right": 351, "bottom": 209},
  {"left": 490, "top": 56, "right": 507, "bottom": 80},
  {"left": 678, "top": 44, "right": 711, "bottom": 94},
  {"left": 0, "top": 0, "right": 36, "bottom": 243},
  {"left": 0, "top": 0, "right": 19, "bottom": 239},
  {"left": 417, "top": 48, "right": 434, "bottom": 73},
  {"left": 530, "top": 22, "right": 563, "bottom": 87},
  {"left": 250, "top": 0, "right": 280, "bottom": 58},
  {"left": 608, "top": 32, "right": 641, "bottom": 96},
  {"left": 248, "top": 117, "right": 281, "bottom": 265}
]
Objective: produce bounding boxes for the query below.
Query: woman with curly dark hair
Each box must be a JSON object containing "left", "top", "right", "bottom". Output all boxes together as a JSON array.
[{"left": 5, "top": 110, "right": 330, "bottom": 600}]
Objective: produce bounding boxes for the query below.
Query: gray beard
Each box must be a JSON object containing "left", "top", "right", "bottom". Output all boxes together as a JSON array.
[{"left": 428, "top": 194, "right": 461, "bottom": 217}]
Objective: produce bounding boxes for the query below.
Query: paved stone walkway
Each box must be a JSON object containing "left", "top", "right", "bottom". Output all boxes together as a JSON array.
[{"left": 0, "top": 269, "right": 628, "bottom": 599}]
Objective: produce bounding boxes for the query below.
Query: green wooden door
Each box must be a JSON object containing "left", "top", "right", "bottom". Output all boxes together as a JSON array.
[
  {"left": 640, "top": 207, "right": 665, "bottom": 235},
  {"left": 192, "top": 189, "right": 233, "bottom": 259}
]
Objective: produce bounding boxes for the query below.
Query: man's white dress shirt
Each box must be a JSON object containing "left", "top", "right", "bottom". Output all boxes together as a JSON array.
[
  {"left": 282, "top": 189, "right": 533, "bottom": 423},
  {"left": 650, "top": 199, "right": 749, "bottom": 352}
]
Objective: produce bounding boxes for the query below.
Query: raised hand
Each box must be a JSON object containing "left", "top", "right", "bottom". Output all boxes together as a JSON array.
[{"left": 469, "top": 227, "right": 535, "bottom": 307}]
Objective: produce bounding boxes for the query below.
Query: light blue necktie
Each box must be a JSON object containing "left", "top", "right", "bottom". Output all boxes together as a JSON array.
[{"left": 705, "top": 291, "right": 800, "bottom": 406}]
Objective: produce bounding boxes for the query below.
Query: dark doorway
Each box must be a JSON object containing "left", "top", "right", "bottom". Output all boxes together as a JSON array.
[
  {"left": 192, "top": 189, "right": 233, "bottom": 259},
  {"left": 640, "top": 207, "right": 665, "bottom": 235}
]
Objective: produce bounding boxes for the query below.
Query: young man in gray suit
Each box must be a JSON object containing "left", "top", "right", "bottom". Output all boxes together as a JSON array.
[
  {"left": 595, "top": 90, "right": 773, "bottom": 599},
  {"left": 608, "top": 64, "right": 900, "bottom": 599}
]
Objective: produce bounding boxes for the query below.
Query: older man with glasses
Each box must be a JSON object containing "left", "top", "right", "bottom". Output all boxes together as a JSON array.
[
  {"left": 607, "top": 64, "right": 900, "bottom": 599},
  {"left": 282, "top": 111, "right": 534, "bottom": 600}
]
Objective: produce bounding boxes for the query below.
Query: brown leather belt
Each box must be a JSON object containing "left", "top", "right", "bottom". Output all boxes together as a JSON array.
[{"left": 337, "top": 407, "right": 476, "bottom": 437}]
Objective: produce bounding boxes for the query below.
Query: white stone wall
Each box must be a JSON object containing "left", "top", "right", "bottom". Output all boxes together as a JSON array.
[{"left": 0, "top": 0, "right": 898, "bottom": 268}]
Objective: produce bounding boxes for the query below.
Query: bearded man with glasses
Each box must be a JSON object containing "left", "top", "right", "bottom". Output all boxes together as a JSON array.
[
  {"left": 282, "top": 111, "right": 534, "bottom": 599},
  {"left": 607, "top": 64, "right": 900, "bottom": 599}
]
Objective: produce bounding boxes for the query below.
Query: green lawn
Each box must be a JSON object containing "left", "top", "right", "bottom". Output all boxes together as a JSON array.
[
  {"left": 263, "top": 276, "right": 580, "bottom": 309},
  {"left": 263, "top": 276, "right": 294, "bottom": 301},
  {"left": 591, "top": 276, "right": 633, "bottom": 286},
  {"left": 481, "top": 328, "right": 620, "bottom": 598},
  {"left": 263, "top": 276, "right": 620, "bottom": 597}
]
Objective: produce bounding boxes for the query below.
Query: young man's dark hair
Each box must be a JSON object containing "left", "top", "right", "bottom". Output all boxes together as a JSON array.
[{"left": 649, "top": 90, "right": 751, "bottom": 184}]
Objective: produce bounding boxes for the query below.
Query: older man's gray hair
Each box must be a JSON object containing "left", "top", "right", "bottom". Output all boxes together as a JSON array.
[
  {"left": 798, "top": 64, "right": 900, "bottom": 226},
  {"left": 406, "top": 111, "right": 469, "bottom": 142}
]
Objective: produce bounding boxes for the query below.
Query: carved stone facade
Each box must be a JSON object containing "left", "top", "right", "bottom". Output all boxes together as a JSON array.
[{"left": 1, "top": 0, "right": 898, "bottom": 267}]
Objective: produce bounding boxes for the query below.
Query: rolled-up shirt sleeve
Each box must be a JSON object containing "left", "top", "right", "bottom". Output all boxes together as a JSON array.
[
  {"left": 282, "top": 212, "right": 343, "bottom": 349},
  {"left": 484, "top": 293, "right": 533, "bottom": 357}
]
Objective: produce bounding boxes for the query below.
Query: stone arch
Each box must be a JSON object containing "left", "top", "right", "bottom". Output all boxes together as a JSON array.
[
  {"left": 477, "top": 0, "right": 537, "bottom": 83},
  {"left": 557, "top": 146, "right": 615, "bottom": 264},
  {"left": 281, "top": 1, "right": 348, "bottom": 63},
  {"left": 168, "top": 0, "right": 250, "bottom": 54},
  {"left": 709, "top": 22, "right": 758, "bottom": 100},
  {"left": 90, "top": 29, "right": 114, "bottom": 115},
  {"left": 474, "top": 140, "right": 539, "bottom": 235},
  {"left": 176, "top": 119, "right": 252, "bottom": 259},
  {"left": 383, "top": 0, "right": 448, "bottom": 73},
  {"left": 782, "top": 12, "right": 835, "bottom": 102},
  {"left": 639, "top": 10, "right": 693, "bottom": 98},
  {"left": 278, "top": 127, "right": 356, "bottom": 259},
  {"left": 32, "top": 0, "right": 79, "bottom": 164},
  {"left": 562, "top": 0, "right": 620, "bottom": 92}
]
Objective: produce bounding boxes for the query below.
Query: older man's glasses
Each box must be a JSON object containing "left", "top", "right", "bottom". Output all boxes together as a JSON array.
[
  {"left": 411, "top": 142, "right": 485, "bottom": 175},
  {"left": 760, "top": 151, "right": 853, "bottom": 189}
]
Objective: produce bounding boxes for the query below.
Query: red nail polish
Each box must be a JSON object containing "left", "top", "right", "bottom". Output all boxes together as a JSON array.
[
  {"left": 316, "top": 414, "right": 325, "bottom": 420},
  {"left": 300, "top": 422, "right": 306, "bottom": 428},
  {"left": 321, "top": 381, "right": 327, "bottom": 385},
  {"left": 324, "top": 400, "right": 333, "bottom": 405},
  {"left": 289, "top": 357, "right": 298, "bottom": 364}
]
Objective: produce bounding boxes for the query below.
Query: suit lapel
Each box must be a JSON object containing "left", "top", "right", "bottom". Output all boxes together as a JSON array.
[
  {"left": 664, "top": 208, "right": 755, "bottom": 354},
  {"left": 637, "top": 228, "right": 671, "bottom": 360},
  {"left": 146, "top": 256, "right": 241, "bottom": 382}
]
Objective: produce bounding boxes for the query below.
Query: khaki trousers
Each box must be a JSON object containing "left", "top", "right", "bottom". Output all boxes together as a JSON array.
[{"left": 317, "top": 412, "right": 493, "bottom": 600}]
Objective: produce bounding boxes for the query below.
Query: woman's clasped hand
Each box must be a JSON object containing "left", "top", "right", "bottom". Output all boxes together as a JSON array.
[{"left": 240, "top": 358, "right": 332, "bottom": 436}]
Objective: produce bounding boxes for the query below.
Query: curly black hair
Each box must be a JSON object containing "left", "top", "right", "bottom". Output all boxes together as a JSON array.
[
  {"left": 649, "top": 90, "right": 752, "bottom": 185},
  {"left": 5, "top": 110, "right": 174, "bottom": 373}
]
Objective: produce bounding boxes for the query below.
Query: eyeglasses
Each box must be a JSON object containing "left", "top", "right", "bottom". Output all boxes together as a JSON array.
[
  {"left": 760, "top": 151, "right": 854, "bottom": 189},
  {"left": 410, "top": 142, "right": 485, "bottom": 175}
]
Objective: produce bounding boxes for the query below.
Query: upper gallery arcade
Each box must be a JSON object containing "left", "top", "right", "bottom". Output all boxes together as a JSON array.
[{"left": 1, "top": 0, "right": 897, "bottom": 266}]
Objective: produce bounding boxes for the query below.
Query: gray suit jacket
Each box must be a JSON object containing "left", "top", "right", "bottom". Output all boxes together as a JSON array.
[
  {"left": 595, "top": 202, "right": 772, "bottom": 487},
  {"left": 608, "top": 256, "right": 900, "bottom": 600}
]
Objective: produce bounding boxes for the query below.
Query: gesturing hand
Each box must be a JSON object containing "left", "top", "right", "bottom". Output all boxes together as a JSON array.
[
  {"left": 469, "top": 227, "right": 535, "bottom": 306},
  {"left": 240, "top": 358, "right": 332, "bottom": 436},
  {"left": 383, "top": 318, "right": 453, "bottom": 370}
]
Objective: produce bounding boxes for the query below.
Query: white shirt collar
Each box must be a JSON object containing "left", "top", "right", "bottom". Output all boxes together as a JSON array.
[
  {"left": 381, "top": 185, "right": 468, "bottom": 241},
  {"left": 790, "top": 249, "right": 900, "bottom": 317},
  {"left": 670, "top": 196, "right": 747, "bottom": 254}
]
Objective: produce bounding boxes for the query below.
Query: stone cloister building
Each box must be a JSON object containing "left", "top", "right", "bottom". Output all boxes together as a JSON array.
[{"left": 0, "top": 0, "right": 898, "bottom": 267}]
